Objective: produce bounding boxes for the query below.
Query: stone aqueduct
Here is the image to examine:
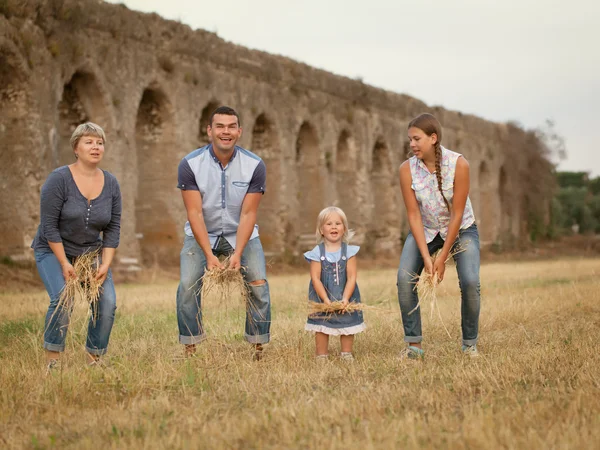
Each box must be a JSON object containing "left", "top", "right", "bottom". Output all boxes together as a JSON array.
[{"left": 1, "top": 0, "right": 524, "bottom": 269}]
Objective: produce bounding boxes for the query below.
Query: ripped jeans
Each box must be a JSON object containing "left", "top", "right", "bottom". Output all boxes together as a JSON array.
[{"left": 176, "top": 235, "right": 271, "bottom": 345}]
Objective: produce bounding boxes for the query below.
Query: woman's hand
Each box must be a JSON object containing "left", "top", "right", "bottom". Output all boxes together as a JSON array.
[
  {"left": 61, "top": 261, "right": 77, "bottom": 281},
  {"left": 322, "top": 298, "right": 332, "bottom": 306},
  {"left": 341, "top": 297, "right": 349, "bottom": 308},
  {"left": 433, "top": 257, "right": 446, "bottom": 283},
  {"left": 95, "top": 263, "right": 109, "bottom": 285}
]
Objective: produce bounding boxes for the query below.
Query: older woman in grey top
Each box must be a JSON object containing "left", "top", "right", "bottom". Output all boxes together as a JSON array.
[{"left": 31, "top": 122, "right": 121, "bottom": 372}]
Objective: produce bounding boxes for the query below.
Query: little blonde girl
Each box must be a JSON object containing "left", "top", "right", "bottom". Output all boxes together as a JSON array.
[{"left": 304, "top": 206, "right": 366, "bottom": 361}]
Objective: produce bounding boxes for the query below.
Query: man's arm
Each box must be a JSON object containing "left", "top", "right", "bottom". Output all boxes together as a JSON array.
[
  {"left": 178, "top": 157, "right": 221, "bottom": 270},
  {"left": 229, "top": 193, "right": 262, "bottom": 270},
  {"left": 181, "top": 189, "right": 222, "bottom": 270}
]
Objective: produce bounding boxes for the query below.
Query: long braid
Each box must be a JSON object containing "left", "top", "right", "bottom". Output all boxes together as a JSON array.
[{"left": 434, "top": 143, "right": 450, "bottom": 211}]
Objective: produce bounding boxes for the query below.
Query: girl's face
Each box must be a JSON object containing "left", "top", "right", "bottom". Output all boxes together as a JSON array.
[
  {"left": 408, "top": 127, "right": 437, "bottom": 160},
  {"left": 321, "top": 212, "right": 345, "bottom": 244}
]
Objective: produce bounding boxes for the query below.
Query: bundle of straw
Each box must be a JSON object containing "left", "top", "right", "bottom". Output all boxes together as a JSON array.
[
  {"left": 56, "top": 249, "right": 103, "bottom": 324},
  {"left": 308, "top": 301, "right": 366, "bottom": 317},
  {"left": 198, "top": 256, "right": 249, "bottom": 304},
  {"left": 197, "top": 257, "right": 268, "bottom": 335},
  {"left": 407, "top": 243, "right": 468, "bottom": 337}
]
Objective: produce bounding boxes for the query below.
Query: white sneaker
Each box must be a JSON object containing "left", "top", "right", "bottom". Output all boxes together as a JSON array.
[
  {"left": 462, "top": 345, "right": 480, "bottom": 358},
  {"left": 340, "top": 352, "right": 354, "bottom": 361},
  {"left": 45, "top": 359, "right": 60, "bottom": 375}
]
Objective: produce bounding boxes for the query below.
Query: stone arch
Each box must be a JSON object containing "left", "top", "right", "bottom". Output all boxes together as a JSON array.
[
  {"left": 499, "top": 166, "right": 512, "bottom": 236},
  {"left": 295, "top": 121, "right": 324, "bottom": 242},
  {"left": 198, "top": 100, "right": 220, "bottom": 146},
  {"left": 335, "top": 129, "right": 358, "bottom": 222},
  {"left": 478, "top": 161, "right": 495, "bottom": 242},
  {"left": 135, "top": 86, "right": 179, "bottom": 266},
  {"left": 0, "top": 46, "right": 31, "bottom": 258},
  {"left": 251, "top": 113, "right": 282, "bottom": 253},
  {"left": 57, "top": 71, "right": 111, "bottom": 168},
  {"left": 369, "top": 138, "right": 397, "bottom": 254}
]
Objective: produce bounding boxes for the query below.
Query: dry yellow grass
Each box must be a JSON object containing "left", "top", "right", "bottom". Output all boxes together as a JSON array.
[
  {"left": 307, "top": 300, "right": 367, "bottom": 316},
  {"left": 1, "top": 257, "right": 600, "bottom": 449}
]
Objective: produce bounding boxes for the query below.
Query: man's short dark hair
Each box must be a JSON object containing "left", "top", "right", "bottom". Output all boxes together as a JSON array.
[{"left": 209, "top": 106, "right": 240, "bottom": 127}]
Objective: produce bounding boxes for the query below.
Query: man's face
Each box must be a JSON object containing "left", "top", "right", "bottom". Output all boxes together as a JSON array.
[{"left": 208, "top": 114, "right": 242, "bottom": 152}]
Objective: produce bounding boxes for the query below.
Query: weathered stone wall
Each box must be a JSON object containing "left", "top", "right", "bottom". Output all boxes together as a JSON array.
[{"left": 0, "top": 0, "right": 531, "bottom": 268}]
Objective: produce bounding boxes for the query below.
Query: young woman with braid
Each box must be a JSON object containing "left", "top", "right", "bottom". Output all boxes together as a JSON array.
[{"left": 397, "top": 113, "right": 481, "bottom": 359}]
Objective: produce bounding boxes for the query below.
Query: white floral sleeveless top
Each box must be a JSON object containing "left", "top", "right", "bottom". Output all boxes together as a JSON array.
[{"left": 409, "top": 146, "right": 475, "bottom": 243}]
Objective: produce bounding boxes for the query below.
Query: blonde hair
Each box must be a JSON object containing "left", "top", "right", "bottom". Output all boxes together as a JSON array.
[
  {"left": 315, "top": 206, "right": 355, "bottom": 244},
  {"left": 70, "top": 122, "right": 106, "bottom": 150}
]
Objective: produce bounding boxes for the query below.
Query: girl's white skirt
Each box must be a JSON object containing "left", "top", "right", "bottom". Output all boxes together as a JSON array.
[{"left": 304, "top": 323, "right": 366, "bottom": 336}]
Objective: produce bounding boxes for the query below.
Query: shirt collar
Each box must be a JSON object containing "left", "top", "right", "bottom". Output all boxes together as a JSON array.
[
  {"left": 416, "top": 146, "right": 448, "bottom": 173},
  {"left": 208, "top": 144, "right": 238, "bottom": 167}
]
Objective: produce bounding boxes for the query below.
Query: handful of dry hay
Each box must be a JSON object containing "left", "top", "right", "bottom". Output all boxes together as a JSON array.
[
  {"left": 55, "top": 249, "right": 103, "bottom": 324},
  {"left": 407, "top": 243, "right": 468, "bottom": 337},
  {"left": 308, "top": 300, "right": 366, "bottom": 317},
  {"left": 197, "top": 256, "right": 249, "bottom": 305}
]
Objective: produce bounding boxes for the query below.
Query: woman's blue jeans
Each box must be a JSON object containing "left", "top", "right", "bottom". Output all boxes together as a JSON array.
[
  {"left": 396, "top": 223, "right": 481, "bottom": 346},
  {"left": 35, "top": 250, "right": 117, "bottom": 355}
]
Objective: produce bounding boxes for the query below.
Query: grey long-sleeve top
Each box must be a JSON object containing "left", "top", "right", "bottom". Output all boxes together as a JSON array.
[{"left": 31, "top": 166, "right": 121, "bottom": 258}]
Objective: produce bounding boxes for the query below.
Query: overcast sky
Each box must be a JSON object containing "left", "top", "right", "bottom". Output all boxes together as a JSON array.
[{"left": 107, "top": 0, "right": 599, "bottom": 175}]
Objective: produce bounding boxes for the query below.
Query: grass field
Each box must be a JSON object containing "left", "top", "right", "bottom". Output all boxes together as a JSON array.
[{"left": 1, "top": 258, "right": 599, "bottom": 449}]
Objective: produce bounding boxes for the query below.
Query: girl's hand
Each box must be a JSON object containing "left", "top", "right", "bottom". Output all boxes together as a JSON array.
[
  {"left": 323, "top": 298, "right": 332, "bottom": 306},
  {"left": 423, "top": 256, "right": 434, "bottom": 276},
  {"left": 433, "top": 257, "right": 446, "bottom": 283},
  {"left": 95, "top": 264, "right": 109, "bottom": 285},
  {"left": 341, "top": 298, "right": 349, "bottom": 308},
  {"left": 61, "top": 261, "right": 77, "bottom": 281}
]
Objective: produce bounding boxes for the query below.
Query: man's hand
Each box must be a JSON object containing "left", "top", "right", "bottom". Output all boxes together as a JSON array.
[
  {"left": 229, "top": 253, "right": 242, "bottom": 270},
  {"left": 206, "top": 254, "right": 223, "bottom": 271},
  {"left": 95, "top": 264, "right": 109, "bottom": 285}
]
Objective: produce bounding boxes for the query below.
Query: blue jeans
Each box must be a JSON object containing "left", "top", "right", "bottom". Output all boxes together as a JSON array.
[
  {"left": 396, "top": 223, "right": 481, "bottom": 346},
  {"left": 35, "top": 250, "right": 117, "bottom": 355},
  {"left": 176, "top": 235, "right": 271, "bottom": 345}
]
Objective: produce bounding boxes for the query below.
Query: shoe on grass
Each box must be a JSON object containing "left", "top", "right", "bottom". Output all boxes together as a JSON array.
[
  {"left": 400, "top": 345, "right": 424, "bottom": 360},
  {"left": 462, "top": 345, "right": 480, "bottom": 358},
  {"left": 253, "top": 344, "right": 264, "bottom": 361},
  {"left": 45, "top": 359, "right": 60, "bottom": 375},
  {"left": 88, "top": 358, "right": 109, "bottom": 368},
  {"left": 315, "top": 354, "right": 329, "bottom": 363},
  {"left": 340, "top": 352, "right": 354, "bottom": 361}
]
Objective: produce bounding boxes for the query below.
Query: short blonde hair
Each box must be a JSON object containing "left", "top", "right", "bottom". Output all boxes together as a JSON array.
[
  {"left": 315, "top": 206, "right": 355, "bottom": 244},
  {"left": 70, "top": 122, "right": 106, "bottom": 150}
]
